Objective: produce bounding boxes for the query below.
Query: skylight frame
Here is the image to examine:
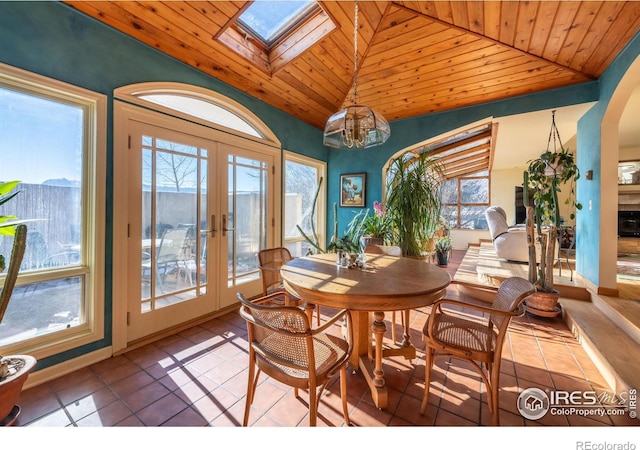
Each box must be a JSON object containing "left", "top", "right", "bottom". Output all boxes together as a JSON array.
[{"left": 237, "top": 1, "right": 319, "bottom": 47}]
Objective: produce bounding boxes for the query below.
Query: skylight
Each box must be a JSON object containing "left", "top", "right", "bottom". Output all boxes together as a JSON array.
[{"left": 238, "top": 0, "right": 316, "bottom": 45}]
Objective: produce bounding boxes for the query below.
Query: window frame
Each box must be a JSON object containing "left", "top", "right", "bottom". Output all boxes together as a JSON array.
[
  {"left": 0, "top": 62, "right": 106, "bottom": 359},
  {"left": 113, "top": 83, "right": 282, "bottom": 352},
  {"left": 237, "top": 1, "right": 319, "bottom": 47},
  {"left": 444, "top": 171, "right": 491, "bottom": 230},
  {"left": 283, "top": 151, "right": 326, "bottom": 256},
  {"left": 114, "top": 82, "right": 281, "bottom": 148}
]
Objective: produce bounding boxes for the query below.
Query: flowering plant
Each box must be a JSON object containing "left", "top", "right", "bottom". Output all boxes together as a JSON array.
[{"left": 361, "top": 201, "right": 392, "bottom": 241}]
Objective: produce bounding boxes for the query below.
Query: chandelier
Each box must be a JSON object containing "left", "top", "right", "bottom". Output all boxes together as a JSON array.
[{"left": 323, "top": 1, "right": 390, "bottom": 149}]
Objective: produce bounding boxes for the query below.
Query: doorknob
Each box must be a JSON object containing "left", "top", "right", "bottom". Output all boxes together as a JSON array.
[
  {"left": 206, "top": 214, "right": 216, "bottom": 237},
  {"left": 222, "top": 214, "right": 235, "bottom": 236},
  {"left": 200, "top": 215, "right": 216, "bottom": 237}
]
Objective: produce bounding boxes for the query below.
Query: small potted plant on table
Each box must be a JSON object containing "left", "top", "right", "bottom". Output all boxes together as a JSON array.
[{"left": 358, "top": 201, "right": 392, "bottom": 250}]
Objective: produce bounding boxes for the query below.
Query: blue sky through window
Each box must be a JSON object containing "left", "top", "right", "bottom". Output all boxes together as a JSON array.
[
  {"left": 238, "top": 0, "right": 315, "bottom": 44},
  {"left": 0, "top": 87, "right": 83, "bottom": 184}
]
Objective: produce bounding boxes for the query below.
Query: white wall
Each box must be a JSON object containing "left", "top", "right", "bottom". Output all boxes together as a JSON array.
[
  {"left": 450, "top": 229, "right": 489, "bottom": 250},
  {"left": 490, "top": 167, "right": 526, "bottom": 225},
  {"left": 619, "top": 146, "right": 640, "bottom": 160},
  {"left": 489, "top": 134, "right": 579, "bottom": 228}
]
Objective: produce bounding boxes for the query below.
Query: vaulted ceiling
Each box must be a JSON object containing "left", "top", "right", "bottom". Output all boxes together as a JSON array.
[{"left": 66, "top": 1, "right": 640, "bottom": 132}]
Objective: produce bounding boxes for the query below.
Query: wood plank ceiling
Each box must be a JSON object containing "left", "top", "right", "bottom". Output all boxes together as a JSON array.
[{"left": 66, "top": 1, "right": 640, "bottom": 132}]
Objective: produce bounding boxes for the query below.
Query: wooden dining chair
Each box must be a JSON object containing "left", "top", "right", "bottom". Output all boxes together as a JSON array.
[
  {"left": 258, "top": 247, "right": 320, "bottom": 324},
  {"left": 237, "top": 291, "right": 353, "bottom": 427},
  {"left": 363, "top": 244, "right": 406, "bottom": 343},
  {"left": 420, "top": 276, "right": 535, "bottom": 425}
]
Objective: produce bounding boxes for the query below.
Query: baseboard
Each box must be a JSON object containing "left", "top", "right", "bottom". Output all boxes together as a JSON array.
[{"left": 598, "top": 286, "right": 620, "bottom": 297}]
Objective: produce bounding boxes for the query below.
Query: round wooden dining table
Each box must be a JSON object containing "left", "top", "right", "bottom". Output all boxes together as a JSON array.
[{"left": 281, "top": 252, "right": 451, "bottom": 409}]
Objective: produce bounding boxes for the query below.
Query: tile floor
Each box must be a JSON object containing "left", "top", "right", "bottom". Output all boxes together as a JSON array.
[{"left": 11, "top": 251, "right": 639, "bottom": 428}]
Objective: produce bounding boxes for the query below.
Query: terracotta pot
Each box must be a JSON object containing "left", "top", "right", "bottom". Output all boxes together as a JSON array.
[
  {"left": 525, "top": 290, "right": 560, "bottom": 311},
  {"left": 0, "top": 354, "right": 37, "bottom": 423},
  {"left": 436, "top": 251, "right": 449, "bottom": 266},
  {"left": 360, "top": 235, "right": 383, "bottom": 250}
]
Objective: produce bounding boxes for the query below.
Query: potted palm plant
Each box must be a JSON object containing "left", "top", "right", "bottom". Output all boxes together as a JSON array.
[
  {"left": 0, "top": 181, "right": 37, "bottom": 425},
  {"left": 384, "top": 151, "right": 445, "bottom": 258},
  {"left": 523, "top": 111, "right": 582, "bottom": 312}
]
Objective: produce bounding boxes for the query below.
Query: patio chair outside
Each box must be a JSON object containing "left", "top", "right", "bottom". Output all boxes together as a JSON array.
[
  {"left": 237, "top": 291, "right": 353, "bottom": 426},
  {"left": 420, "top": 276, "right": 535, "bottom": 425},
  {"left": 142, "top": 227, "right": 191, "bottom": 289}
]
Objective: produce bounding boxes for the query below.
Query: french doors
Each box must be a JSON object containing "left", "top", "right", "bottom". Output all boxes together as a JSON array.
[{"left": 125, "top": 119, "right": 276, "bottom": 342}]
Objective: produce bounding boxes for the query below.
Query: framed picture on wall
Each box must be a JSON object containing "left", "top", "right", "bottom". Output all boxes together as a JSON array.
[{"left": 340, "top": 173, "right": 366, "bottom": 207}]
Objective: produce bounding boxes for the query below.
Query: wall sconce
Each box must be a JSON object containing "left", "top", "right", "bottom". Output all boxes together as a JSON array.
[{"left": 586, "top": 170, "right": 593, "bottom": 180}]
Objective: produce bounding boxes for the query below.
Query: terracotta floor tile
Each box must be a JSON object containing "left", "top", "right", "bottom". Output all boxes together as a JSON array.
[
  {"left": 114, "top": 415, "right": 145, "bottom": 426},
  {"left": 191, "top": 385, "right": 243, "bottom": 423},
  {"left": 169, "top": 373, "right": 220, "bottom": 405},
  {"left": 64, "top": 387, "right": 120, "bottom": 422},
  {"left": 349, "top": 399, "right": 393, "bottom": 426},
  {"left": 14, "top": 384, "right": 60, "bottom": 425},
  {"left": 120, "top": 382, "right": 171, "bottom": 412},
  {"left": 135, "top": 393, "right": 188, "bottom": 426},
  {"left": 109, "top": 370, "right": 156, "bottom": 399},
  {"left": 75, "top": 399, "right": 133, "bottom": 427},
  {"left": 160, "top": 406, "right": 209, "bottom": 426},
  {"left": 20, "top": 408, "right": 72, "bottom": 427},
  {"left": 124, "top": 344, "right": 172, "bottom": 370},
  {"left": 48, "top": 367, "right": 97, "bottom": 392},
  {"left": 95, "top": 359, "right": 144, "bottom": 386}
]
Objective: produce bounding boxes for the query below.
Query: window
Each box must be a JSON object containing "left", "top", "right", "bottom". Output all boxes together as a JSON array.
[
  {"left": 139, "top": 94, "right": 262, "bottom": 138},
  {"left": 442, "top": 171, "right": 490, "bottom": 230},
  {"left": 216, "top": 1, "right": 334, "bottom": 75},
  {"left": 283, "top": 152, "right": 325, "bottom": 257},
  {"left": 117, "top": 83, "right": 279, "bottom": 145},
  {"left": 0, "top": 63, "right": 105, "bottom": 354},
  {"left": 390, "top": 120, "right": 495, "bottom": 231},
  {"left": 238, "top": 0, "right": 317, "bottom": 46}
]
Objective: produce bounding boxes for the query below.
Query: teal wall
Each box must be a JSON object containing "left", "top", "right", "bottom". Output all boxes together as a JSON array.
[
  {"left": 576, "top": 29, "right": 640, "bottom": 285},
  {"left": 1, "top": 1, "right": 638, "bottom": 370}
]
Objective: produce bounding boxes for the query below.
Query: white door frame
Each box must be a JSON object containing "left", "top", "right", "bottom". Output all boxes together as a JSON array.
[{"left": 113, "top": 100, "right": 281, "bottom": 352}]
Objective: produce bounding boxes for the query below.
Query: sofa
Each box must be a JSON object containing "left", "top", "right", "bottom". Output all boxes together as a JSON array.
[{"left": 485, "top": 206, "right": 538, "bottom": 263}]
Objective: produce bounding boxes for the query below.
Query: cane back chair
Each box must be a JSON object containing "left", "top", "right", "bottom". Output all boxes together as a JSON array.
[
  {"left": 420, "top": 276, "right": 535, "bottom": 425},
  {"left": 258, "top": 247, "right": 320, "bottom": 324},
  {"left": 237, "top": 291, "right": 353, "bottom": 426}
]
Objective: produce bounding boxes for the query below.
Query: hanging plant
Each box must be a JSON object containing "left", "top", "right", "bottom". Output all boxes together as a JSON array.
[{"left": 524, "top": 111, "right": 582, "bottom": 294}]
